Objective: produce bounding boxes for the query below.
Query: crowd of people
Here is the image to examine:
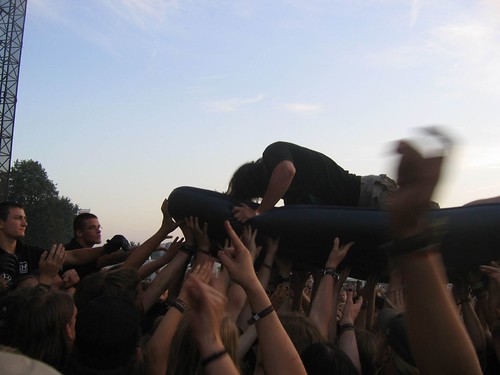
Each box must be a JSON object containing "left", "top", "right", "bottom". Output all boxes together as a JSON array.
[{"left": 0, "top": 135, "right": 499, "bottom": 374}]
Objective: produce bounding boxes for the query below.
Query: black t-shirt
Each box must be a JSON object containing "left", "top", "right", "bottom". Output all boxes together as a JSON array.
[
  {"left": 0, "top": 241, "right": 46, "bottom": 286},
  {"left": 262, "top": 142, "right": 361, "bottom": 206},
  {"left": 64, "top": 238, "right": 98, "bottom": 279}
]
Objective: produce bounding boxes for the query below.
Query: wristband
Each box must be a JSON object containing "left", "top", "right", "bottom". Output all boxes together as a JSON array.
[
  {"left": 339, "top": 323, "right": 356, "bottom": 334},
  {"left": 381, "top": 218, "right": 448, "bottom": 258},
  {"left": 247, "top": 305, "right": 274, "bottom": 325},
  {"left": 262, "top": 263, "right": 272, "bottom": 270},
  {"left": 200, "top": 349, "right": 228, "bottom": 367},
  {"left": 322, "top": 267, "right": 340, "bottom": 281},
  {"left": 170, "top": 297, "right": 188, "bottom": 314}
]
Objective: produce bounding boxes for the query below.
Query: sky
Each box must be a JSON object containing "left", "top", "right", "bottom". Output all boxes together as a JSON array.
[{"left": 11, "top": 0, "right": 500, "bottom": 244}]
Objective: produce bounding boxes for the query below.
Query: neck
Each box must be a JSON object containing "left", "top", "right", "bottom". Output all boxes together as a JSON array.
[
  {"left": 76, "top": 238, "right": 94, "bottom": 248},
  {"left": 0, "top": 235, "right": 18, "bottom": 254}
]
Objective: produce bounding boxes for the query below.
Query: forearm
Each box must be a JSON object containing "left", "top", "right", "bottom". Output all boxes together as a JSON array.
[
  {"left": 337, "top": 330, "right": 362, "bottom": 374},
  {"left": 308, "top": 275, "right": 334, "bottom": 338},
  {"left": 64, "top": 247, "right": 104, "bottom": 266},
  {"left": 258, "top": 161, "right": 295, "bottom": 213},
  {"left": 397, "top": 249, "right": 482, "bottom": 375},
  {"left": 244, "top": 282, "right": 307, "bottom": 375},
  {"left": 227, "top": 283, "right": 247, "bottom": 323},
  {"left": 461, "top": 301, "right": 487, "bottom": 352},
  {"left": 142, "top": 252, "right": 189, "bottom": 312},
  {"left": 237, "top": 325, "right": 257, "bottom": 360},
  {"left": 123, "top": 225, "right": 175, "bottom": 270},
  {"left": 138, "top": 256, "right": 169, "bottom": 281},
  {"left": 145, "top": 308, "right": 184, "bottom": 375}
]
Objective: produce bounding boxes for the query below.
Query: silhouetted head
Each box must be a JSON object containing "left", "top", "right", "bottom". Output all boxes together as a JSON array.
[{"left": 227, "top": 159, "right": 269, "bottom": 201}]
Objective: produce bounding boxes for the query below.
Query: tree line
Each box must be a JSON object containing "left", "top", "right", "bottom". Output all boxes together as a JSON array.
[{"left": 7, "top": 160, "right": 78, "bottom": 249}]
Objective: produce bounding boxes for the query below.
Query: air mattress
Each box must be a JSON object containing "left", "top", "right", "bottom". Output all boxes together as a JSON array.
[{"left": 168, "top": 186, "right": 499, "bottom": 280}]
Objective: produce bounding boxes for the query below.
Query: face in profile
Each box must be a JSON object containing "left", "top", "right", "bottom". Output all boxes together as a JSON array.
[{"left": 80, "top": 218, "right": 102, "bottom": 246}]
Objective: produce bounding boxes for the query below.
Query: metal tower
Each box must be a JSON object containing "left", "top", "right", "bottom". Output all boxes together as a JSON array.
[{"left": 0, "top": 0, "right": 28, "bottom": 201}]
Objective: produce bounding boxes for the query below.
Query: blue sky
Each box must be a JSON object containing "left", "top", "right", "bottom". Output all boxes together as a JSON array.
[{"left": 12, "top": 0, "right": 500, "bottom": 243}]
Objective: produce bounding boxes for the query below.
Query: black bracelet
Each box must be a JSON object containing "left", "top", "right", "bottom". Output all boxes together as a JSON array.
[
  {"left": 170, "top": 297, "right": 188, "bottom": 314},
  {"left": 339, "top": 323, "right": 356, "bottom": 334},
  {"left": 381, "top": 218, "right": 448, "bottom": 259},
  {"left": 247, "top": 305, "right": 275, "bottom": 325},
  {"left": 200, "top": 349, "right": 228, "bottom": 367},
  {"left": 262, "top": 263, "right": 272, "bottom": 270}
]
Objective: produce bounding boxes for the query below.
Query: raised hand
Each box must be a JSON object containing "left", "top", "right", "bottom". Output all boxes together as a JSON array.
[
  {"left": 38, "top": 244, "right": 66, "bottom": 286},
  {"left": 325, "top": 237, "right": 354, "bottom": 269}
]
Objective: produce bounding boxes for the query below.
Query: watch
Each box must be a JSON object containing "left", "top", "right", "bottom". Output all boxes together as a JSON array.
[{"left": 322, "top": 267, "right": 340, "bottom": 281}]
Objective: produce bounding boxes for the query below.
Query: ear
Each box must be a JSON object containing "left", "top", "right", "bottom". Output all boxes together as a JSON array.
[
  {"left": 75, "top": 229, "right": 84, "bottom": 239},
  {"left": 66, "top": 322, "right": 76, "bottom": 342},
  {"left": 382, "top": 345, "right": 393, "bottom": 363}
]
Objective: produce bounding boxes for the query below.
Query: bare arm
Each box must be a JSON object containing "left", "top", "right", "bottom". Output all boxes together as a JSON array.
[
  {"left": 122, "top": 200, "right": 178, "bottom": 270},
  {"left": 233, "top": 160, "right": 296, "bottom": 222},
  {"left": 389, "top": 137, "right": 481, "bottom": 375},
  {"left": 218, "top": 221, "right": 307, "bottom": 375},
  {"left": 309, "top": 238, "right": 353, "bottom": 338}
]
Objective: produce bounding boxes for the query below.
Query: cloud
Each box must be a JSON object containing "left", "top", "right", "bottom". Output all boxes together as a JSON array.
[
  {"left": 283, "top": 103, "right": 321, "bottom": 113},
  {"left": 101, "top": 0, "right": 179, "bottom": 29},
  {"left": 410, "top": 0, "right": 421, "bottom": 27},
  {"left": 204, "top": 95, "right": 264, "bottom": 112}
]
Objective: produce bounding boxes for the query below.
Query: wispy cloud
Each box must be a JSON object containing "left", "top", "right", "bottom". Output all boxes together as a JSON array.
[
  {"left": 204, "top": 95, "right": 264, "bottom": 112},
  {"left": 410, "top": 0, "right": 421, "bottom": 27},
  {"left": 101, "top": 0, "right": 180, "bottom": 30},
  {"left": 283, "top": 103, "right": 321, "bottom": 113},
  {"left": 368, "top": 1, "right": 500, "bottom": 95}
]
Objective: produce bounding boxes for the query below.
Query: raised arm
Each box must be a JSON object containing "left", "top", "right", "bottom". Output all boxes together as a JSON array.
[
  {"left": 122, "top": 200, "right": 179, "bottom": 270},
  {"left": 388, "top": 135, "right": 482, "bottom": 375},
  {"left": 308, "top": 237, "right": 353, "bottom": 338},
  {"left": 218, "top": 220, "right": 306, "bottom": 375}
]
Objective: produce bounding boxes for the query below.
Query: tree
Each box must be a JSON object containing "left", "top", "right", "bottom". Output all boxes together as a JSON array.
[{"left": 7, "top": 160, "right": 79, "bottom": 249}]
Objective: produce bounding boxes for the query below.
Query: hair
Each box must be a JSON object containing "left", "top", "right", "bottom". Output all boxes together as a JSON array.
[
  {"left": 356, "top": 329, "right": 378, "bottom": 375},
  {"left": 7, "top": 287, "right": 75, "bottom": 371},
  {"left": 72, "top": 213, "right": 98, "bottom": 236},
  {"left": 278, "top": 311, "right": 323, "bottom": 355},
  {"left": 71, "top": 295, "right": 142, "bottom": 373},
  {"left": 73, "top": 268, "right": 140, "bottom": 311},
  {"left": 301, "top": 342, "right": 359, "bottom": 375},
  {"left": 0, "top": 201, "right": 24, "bottom": 221},
  {"left": 375, "top": 349, "right": 420, "bottom": 375},
  {"left": 166, "top": 314, "right": 239, "bottom": 375},
  {"left": 227, "top": 159, "right": 269, "bottom": 200}
]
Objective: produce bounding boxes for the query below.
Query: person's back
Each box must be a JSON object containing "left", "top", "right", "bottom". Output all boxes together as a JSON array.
[{"left": 262, "top": 142, "right": 361, "bottom": 206}]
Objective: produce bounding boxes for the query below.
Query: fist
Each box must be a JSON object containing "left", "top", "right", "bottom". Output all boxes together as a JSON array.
[{"left": 103, "top": 235, "right": 130, "bottom": 254}]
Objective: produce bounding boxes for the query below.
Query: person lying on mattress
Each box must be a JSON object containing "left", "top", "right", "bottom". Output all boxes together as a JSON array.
[{"left": 227, "top": 141, "right": 399, "bottom": 223}]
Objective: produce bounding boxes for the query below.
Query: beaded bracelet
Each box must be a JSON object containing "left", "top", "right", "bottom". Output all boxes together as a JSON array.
[{"left": 170, "top": 297, "right": 188, "bottom": 314}]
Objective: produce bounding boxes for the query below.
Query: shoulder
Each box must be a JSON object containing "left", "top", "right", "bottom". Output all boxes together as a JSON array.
[{"left": 16, "top": 241, "right": 46, "bottom": 255}]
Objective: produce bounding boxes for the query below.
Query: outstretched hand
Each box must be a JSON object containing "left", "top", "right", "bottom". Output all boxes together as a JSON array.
[
  {"left": 325, "top": 237, "right": 354, "bottom": 269},
  {"left": 391, "top": 138, "right": 446, "bottom": 237},
  {"left": 217, "top": 221, "right": 258, "bottom": 289}
]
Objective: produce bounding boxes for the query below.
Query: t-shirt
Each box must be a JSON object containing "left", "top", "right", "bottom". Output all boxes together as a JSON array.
[
  {"left": 64, "top": 238, "right": 98, "bottom": 279},
  {"left": 0, "top": 241, "right": 46, "bottom": 286},
  {"left": 262, "top": 142, "right": 361, "bottom": 206}
]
